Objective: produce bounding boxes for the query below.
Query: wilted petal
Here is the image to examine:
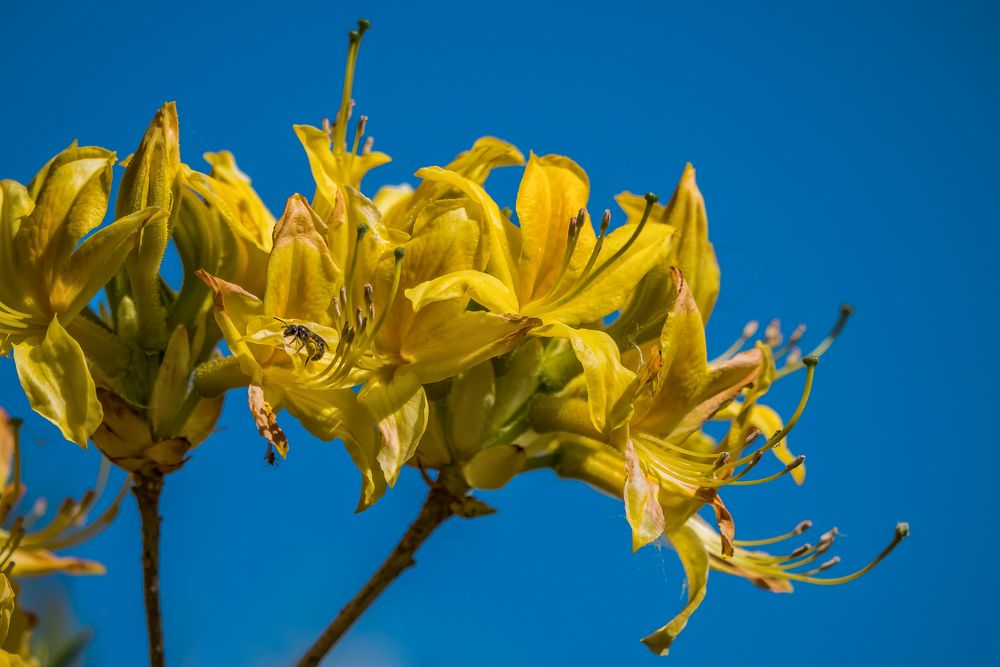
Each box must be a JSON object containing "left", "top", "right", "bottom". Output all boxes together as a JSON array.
[
  {"left": 248, "top": 384, "right": 289, "bottom": 459},
  {"left": 625, "top": 439, "right": 665, "bottom": 551}
]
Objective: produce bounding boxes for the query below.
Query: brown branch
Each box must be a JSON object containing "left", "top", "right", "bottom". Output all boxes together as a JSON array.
[
  {"left": 294, "top": 483, "right": 457, "bottom": 667},
  {"left": 132, "top": 471, "right": 166, "bottom": 667}
]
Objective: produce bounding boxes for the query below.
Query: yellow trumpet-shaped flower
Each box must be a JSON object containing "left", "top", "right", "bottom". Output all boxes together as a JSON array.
[
  {"left": 0, "top": 411, "right": 119, "bottom": 578},
  {"left": 295, "top": 19, "right": 390, "bottom": 219},
  {"left": 404, "top": 153, "right": 673, "bottom": 434},
  {"left": 372, "top": 135, "right": 525, "bottom": 233},
  {"left": 0, "top": 145, "right": 163, "bottom": 446}
]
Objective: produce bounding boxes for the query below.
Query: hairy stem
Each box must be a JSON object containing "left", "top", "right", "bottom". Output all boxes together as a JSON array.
[
  {"left": 132, "top": 471, "right": 166, "bottom": 667},
  {"left": 294, "top": 484, "right": 457, "bottom": 667}
]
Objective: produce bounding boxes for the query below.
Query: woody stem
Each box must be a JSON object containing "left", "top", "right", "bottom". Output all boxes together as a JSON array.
[
  {"left": 132, "top": 470, "right": 166, "bottom": 667},
  {"left": 293, "top": 483, "right": 457, "bottom": 667}
]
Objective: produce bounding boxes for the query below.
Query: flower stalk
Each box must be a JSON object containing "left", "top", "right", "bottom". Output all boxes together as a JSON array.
[
  {"left": 294, "top": 482, "right": 458, "bottom": 667},
  {"left": 132, "top": 471, "right": 166, "bottom": 667}
]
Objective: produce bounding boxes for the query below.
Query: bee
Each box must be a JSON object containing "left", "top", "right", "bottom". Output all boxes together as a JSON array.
[{"left": 274, "top": 317, "right": 327, "bottom": 362}]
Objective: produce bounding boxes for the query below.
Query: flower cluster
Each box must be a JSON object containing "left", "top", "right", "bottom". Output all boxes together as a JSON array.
[{"left": 0, "top": 19, "right": 906, "bottom": 658}]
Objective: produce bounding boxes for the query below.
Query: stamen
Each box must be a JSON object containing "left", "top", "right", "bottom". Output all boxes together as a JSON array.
[
  {"left": 710, "top": 320, "right": 759, "bottom": 364},
  {"left": 781, "top": 522, "right": 909, "bottom": 585},
  {"left": 764, "top": 319, "right": 782, "bottom": 347},
  {"left": 730, "top": 356, "right": 818, "bottom": 467},
  {"left": 777, "top": 305, "right": 852, "bottom": 379},
  {"left": 789, "top": 543, "right": 812, "bottom": 559},
  {"left": 362, "top": 136, "right": 374, "bottom": 155},
  {"left": 42, "top": 480, "right": 129, "bottom": 551},
  {"left": 364, "top": 284, "right": 374, "bottom": 306},
  {"left": 0, "top": 518, "right": 25, "bottom": 568},
  {"left": 729, "top": 454, "right": 805, "bottom": 486},
  {"left": 545, "top": 214, "right": 582, "bottom": 299},
  {"left": 343, "top": 223, "right": 370, "bottom": 302},
  {"left": 352, "top": 115, "right": 368, "bottom": 155},
  {"left": 734, "top": 519, "right": 812, "bottom": 547},
  {"left": 368, "top": 247, "right": 406, "bottom": 340},
  {"left": 333, "top": 19, "right": 372, "bottom": 154},
  {"left": 575, "top": 209, "right": 611, "bottom": 285},
  {"left": 774, "top": 324, "right": 806, "bottom": 360},
  {"left": 552, "top": 193, "right": 658, "bottom": 306}
]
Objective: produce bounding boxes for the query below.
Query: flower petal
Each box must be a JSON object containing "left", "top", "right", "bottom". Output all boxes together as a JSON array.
[
  {"left": 50, "top": 206, "right": 164, "bottom": 321},
  {"left": 529, "top": 221, "right": 672, "bottom": 326},
  {"left": 637, "top": 270, "right": 762, "bottom": 440},
  {"left": 640, "top": 523, "right": 709, "bottom": 655},
  {"left": 12, "top": 318, "right": 101, "bottom": 447},
  {"left": 625, "top": 438, "right": 666, "bottom": 551},
  {"left": 514, "top": 153, "right": 594, "bottom": 302},
  {"left": 282, "top": 386, "right": 386, "bottom": 511},
  {"left": 405, "top": 269, "right": 519, "bottom": 314},
  {"left": 662, "top": 164, "right": 719, "bottom": 321},
  {"left": 534, "top": 322, "right": 636, "bottom": 434},
  {"left": 414, "top": 166, "right": 518, "bottom": 292},
  {"left": 360, "top": 368, "right": 429, "bottom": 487},
  {"left": 264, "top": 195, "right": 339, "bottom": 322}
]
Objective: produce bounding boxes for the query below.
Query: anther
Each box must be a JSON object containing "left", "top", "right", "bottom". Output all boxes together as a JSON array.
[
  {"left": 340, "top": 286, "right": 348, "bottom": 306},
  {"left": 743, "top": 320, "right": 760, "bottom": 338},
  {"left": 795, "top": 520, "right": 813, "bottom": 535},
  {"left": 362, "top": 136, "right": 374, "bottom": 154},
  {"left": 765, "top": 319, "right": 782, "bottom": 347},
  {"left": 355, "top": 307, "right": 364, "bottom": 330},
  {"left": 743, "top": 428, "right": 762, "bottom": 446},
  {"left": 566, "top": 215, "right": 579, "bottom": 239},
  {"left": 364, "top": 284, "right": 374, "bottom": 306},
  {"left": 817, "top": 556, "right": 841, "bottom": 572},
  {"left": 820, "top": 527, "right": 839, "bottom": 544},
  {"left": 712, "top": 451, "right": 731, "bottom": 471},
  {"left": 600, "top": 209, "right": 611, "bottom": 234},
  {"left": 548, "top": 190, "right": 659, "bottom": 306},
  {"left": 790, "top": 543, "right": 812, "bottom": 559},
  {"left": 332, "top": 298, "right": 342, "bottom": 320},
  {"left": 895, "top": 522, "right": 910, "bottom": 539}
]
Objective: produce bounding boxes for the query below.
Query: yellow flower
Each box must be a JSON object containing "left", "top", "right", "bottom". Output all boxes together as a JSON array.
[
  {"left": 517, "top": 164, "right": 904, "bottom": 654},
  {"left": 0, "top": 144, "right": 163, "bottom": 446},
  {"left": 294, "top": 20, "right": 390, "bottom": 215},
  {"left": 0, "top": 410, "right": 117, "bottom": 578},
  {"left": 404, "top": 153, "right": 673, "bottom": 434}
]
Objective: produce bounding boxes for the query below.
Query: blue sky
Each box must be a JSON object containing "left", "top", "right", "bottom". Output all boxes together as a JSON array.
[{"left": 1, "top": 0, "right": 997, "bottom": 665}]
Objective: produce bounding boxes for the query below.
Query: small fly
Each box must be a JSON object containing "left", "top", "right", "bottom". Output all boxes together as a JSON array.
[{"left": 274, "top": 317, "right": 327, "bottom": 362}]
